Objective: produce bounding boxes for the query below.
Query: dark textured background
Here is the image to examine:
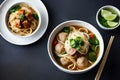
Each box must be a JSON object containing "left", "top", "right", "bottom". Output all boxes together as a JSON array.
[{"left": 0, "top": 0, "right": 120, "bottom": 80}]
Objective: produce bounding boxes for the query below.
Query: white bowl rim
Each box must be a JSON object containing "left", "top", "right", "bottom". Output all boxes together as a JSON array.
[
  {"left": 47, "top": 20, "right": 104, "bottom": 74},
  {"left": 96, "top": 5, "right": 120, "bottom": 30}
]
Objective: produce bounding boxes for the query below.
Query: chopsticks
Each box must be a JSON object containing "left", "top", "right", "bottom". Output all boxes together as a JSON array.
[{"left": 95, "top": 36, "right": 115, "bottom": 80}]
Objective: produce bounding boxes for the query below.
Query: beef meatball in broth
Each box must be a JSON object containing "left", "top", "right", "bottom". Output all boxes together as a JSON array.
[
  {"left": 77, "top": 56, "right": 89, "bottom": 69},
  {"left": 60, "top": 57, "right": 70, "bottom": 66},
  {"left": 58, "top": 32, "right": 68, "bottom": 43},
  {"left": 55, "top": 43, "right": 64, "bottom": 54}
]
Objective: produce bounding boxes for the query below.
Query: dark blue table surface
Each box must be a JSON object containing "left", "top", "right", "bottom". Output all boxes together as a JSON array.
[{"left": 0, "top": 0, "right": 120, "bottom": 80}]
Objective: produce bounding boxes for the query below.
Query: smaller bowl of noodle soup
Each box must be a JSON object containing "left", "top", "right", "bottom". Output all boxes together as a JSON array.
[
  {"left": 5, "top": 2, "right": 41, "bottom": 37},
  {"left": 47, "top": 20, "right": 104, "bottom": 74}
]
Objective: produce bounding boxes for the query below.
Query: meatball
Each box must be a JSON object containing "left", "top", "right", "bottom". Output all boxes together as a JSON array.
[
  {"left": 58, "top": 32, "right": 68, "bottom": 43},
  {"left": 77, "top": 56, "right": 89, "bottom": 69},
  {"left": 55, "top": 43, "right": 64, "bottom": 54},
  {"left": 60, "top": 57, "right": 70, "bottom": 66}
]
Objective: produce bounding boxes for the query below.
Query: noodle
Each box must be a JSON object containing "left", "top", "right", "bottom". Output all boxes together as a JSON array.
[
  {"left": 7, "top": 3, "right": 39, "bottom": 36},
  {"left": 79, "top": 28, "right": 89, "bottom": 33}
]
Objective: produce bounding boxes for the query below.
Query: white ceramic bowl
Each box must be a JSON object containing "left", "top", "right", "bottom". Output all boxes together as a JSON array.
[
  {"left": 5, "top": 2, "right": 41, "bottom": 37},
  {"left": 96, "top": 5, "right": 120, "bottom": 30},
  {"left": 47, "top": 20, "right": 104, "bottom": 74}
]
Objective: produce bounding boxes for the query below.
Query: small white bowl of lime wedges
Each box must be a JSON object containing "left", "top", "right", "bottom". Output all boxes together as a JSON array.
[{"left": 96, "top": 5, "right": 120, "bottom": 30}]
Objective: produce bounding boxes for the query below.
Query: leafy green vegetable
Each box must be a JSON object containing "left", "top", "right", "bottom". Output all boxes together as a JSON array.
[
  {"left": 18, "top": 14, "right": 25, "bottom": 21},
  {"left": 62, "top": 27, "right": 70, "bottom": 33},
  {"left": 90, "top": 45, "right": 99, "bottom": 52},
  {"left": 95, "top": 39, "right": 99, "bottom": 45},
  {"left": 89, "top": 38, "right": 99, "bottom": 45},
  {"left": 90, "top": 45, "right": 96, "bottom": 51},
  {"left": 88, "top": 52, "right": 97, "bottom": 62},
  {"left": 32, "top": 14, "right": 39, "bottom": 20},
  {"left": 10, "top": 5, "right": 21, "bottom": 13}
]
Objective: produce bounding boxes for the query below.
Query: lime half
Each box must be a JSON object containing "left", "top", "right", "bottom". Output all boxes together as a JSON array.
[
  {"left": 107, "top": 21, "right": 118, "bottom": 27},
  {"left": 101, "top": 9, "right": 117, "bottom": 20}
]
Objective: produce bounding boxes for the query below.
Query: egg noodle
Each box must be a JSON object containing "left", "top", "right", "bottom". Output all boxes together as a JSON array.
[{"left": 7, "top": 3, "right": 39, "bottom": 36}]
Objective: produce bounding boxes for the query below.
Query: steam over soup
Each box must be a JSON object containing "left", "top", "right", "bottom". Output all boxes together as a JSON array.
[
  {"left": 7, "top": 3, "right": 39, "bottom": 36},
  {"left": 53, "top": 25, "right": 99, "bottom": 70}
]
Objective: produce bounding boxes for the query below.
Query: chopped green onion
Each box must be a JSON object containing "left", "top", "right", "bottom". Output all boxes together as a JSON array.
[
  {"left": 70, "top": 37, "right": 84, "bottom": 51},
  {"left": 75, "top": 45, "right": 81, "bottom": 50},
  {"left": 75, "top": 37, "right": 84, "bottom": 46},
  {"left": 75, "top": 37, "right": 81, "bottom": 42},
  {"left": 70, "top": 39, "right": 76, "bottom": 48},
  {"left": 79, "top": 40, "right": 84, "bottom": 46}
]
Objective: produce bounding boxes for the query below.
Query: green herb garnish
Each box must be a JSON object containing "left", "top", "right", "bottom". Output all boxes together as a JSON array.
[
  {"left": 70, "top": 39, "right": 76, "bottom": 48},
  {"left": 75, "top": 37, "right": 84, "bottom": 46},
  {"left": 32, "top": 14, "right": 39, "bottom": 20},
  {"left": 75, "top": 45, "right": 81, "bottom": 51},
  {"left": 62, "top": 27, "right": 70, "bottom": 33},
  {"left": 70, "top": 37, "right": 84, "bottom": 50},
  {"left": 18, "top": 14, "right": 25, "bottom": 21},
  {"left": 10, "top": 5, "right": 21, "bottom": 13}
]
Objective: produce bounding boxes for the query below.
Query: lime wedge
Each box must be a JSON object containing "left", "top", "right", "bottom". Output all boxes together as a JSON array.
[
  {"left": 107, "top": 21, "right": 118, "bottom": 27},
  {"left": 103, "top": 14, "right": 117, "bottom": 20},
  {"left": 101, "top": 9, "right": 112, "bottom": 16},
  {"left": 101, "top": 9, "right": 117, "bottom": 20}
]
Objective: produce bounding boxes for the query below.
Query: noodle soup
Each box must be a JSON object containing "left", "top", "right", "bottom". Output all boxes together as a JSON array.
[
  {"left": 6, "top": 3, "right": 40, "bottom": 36},
  {"left": 52, "top": 25, "right": 100, "bottom": 70}
]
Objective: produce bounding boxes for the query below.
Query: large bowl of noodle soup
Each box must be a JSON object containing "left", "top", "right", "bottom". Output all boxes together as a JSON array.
[
  {"left": 5, "top": 2, "right": 41, "bottom": 37},
  {"left": 48, "top": 20, "right": 104, "bottom": 74}
]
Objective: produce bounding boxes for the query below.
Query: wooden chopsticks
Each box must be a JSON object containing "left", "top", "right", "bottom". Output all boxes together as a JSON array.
[{"left": 95, "top": 36, "right": 115, "bottom": 80}]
